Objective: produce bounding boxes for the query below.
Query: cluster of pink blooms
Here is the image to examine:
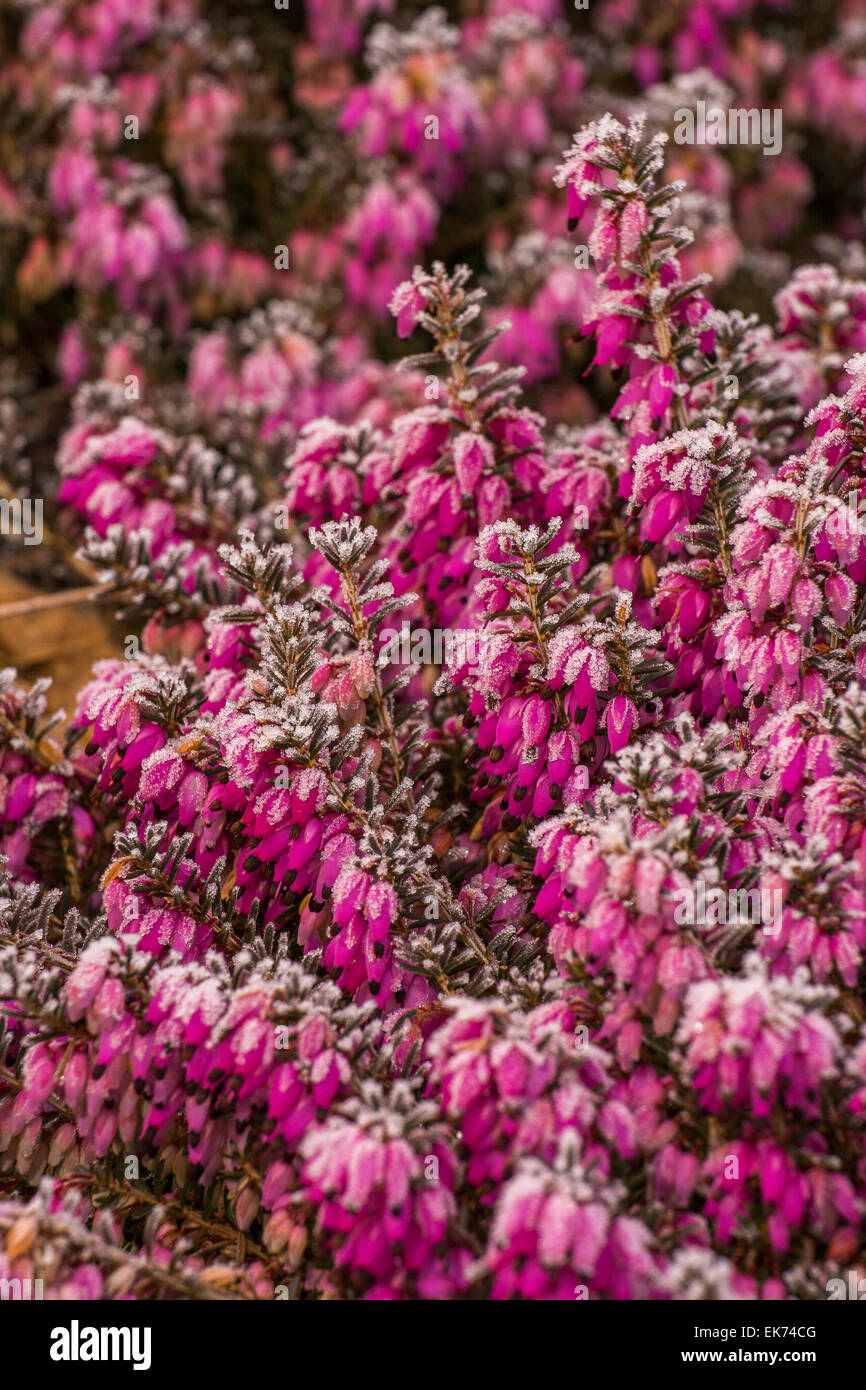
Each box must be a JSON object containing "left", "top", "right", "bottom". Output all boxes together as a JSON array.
[{"left": 5, "top": 0, "right": 866, "bottom": 1304}]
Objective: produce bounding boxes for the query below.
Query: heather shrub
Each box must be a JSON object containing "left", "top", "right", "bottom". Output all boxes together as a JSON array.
[{"left": 2, "top": 0, "right": 866, "bottom": 1305}]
